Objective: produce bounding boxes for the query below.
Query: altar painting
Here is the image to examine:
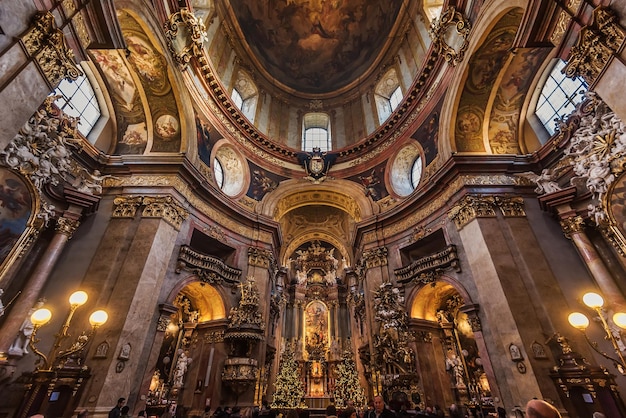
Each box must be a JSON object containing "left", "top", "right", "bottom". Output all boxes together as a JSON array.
[
  {"left": 304, "top": 301, "right": 329, "bottom": 356},
  {"left": 0, "top": 168, "right": 33, "bottom": 269}
]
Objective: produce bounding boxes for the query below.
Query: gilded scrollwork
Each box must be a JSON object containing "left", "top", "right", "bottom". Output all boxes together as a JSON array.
[
  {"left": 429, "top": 6, "right": 471, "bottom": 66},
  {"left": 361, "top": 246, "right": 388, "bottom": 270},
  {"left": 176, "top": 245, "right": 242, "bottom": 284},
  {"left": 21, "top": 11, "right": 82, "bottom": 86},
  {"left": 395, "top": 245, "right": 460, "bottom": 284},
  {"left": 564, "top": 6, "right": 625, "bottom": 86},
  {"left": 448, "top": 195, "right": 496, "bottom": 230},
  {"left": 164, "top": 8, "right": 208, "bottom": 70},
  {"left": 494, "top": 196, "right": 526, "bottom": 217}
]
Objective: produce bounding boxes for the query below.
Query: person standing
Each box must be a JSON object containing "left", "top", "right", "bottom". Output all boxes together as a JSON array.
[
  {"left": 109, "top": 398, "right": 126, "bottom": 418},
  {"left": 366, "top": 396, "right": 396, "bottom": 418},
  {"left": 525, "top": 400, "right": 561, "bottom": 418}
]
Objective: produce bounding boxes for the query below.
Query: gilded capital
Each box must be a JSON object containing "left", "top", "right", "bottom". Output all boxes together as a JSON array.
[
  {"left": 248, "top": 247, "right": 274, "bottom": 269},
  {"left": 362, "top": 246, "right": 388, "bottom": 269},
  {"left": 112, "top": 196, "right": 144, "bottom": 218},
  {"left": 495, "top": 196, "right": 526, "bottom": 217},
  {"left": 560, "top": 216, "right": 585, "bottom": 238},
  {"left": 142, "top": 196, "right": 189, "bottom": 230},
  {"left": 448, "top": 195, "right": 496, "bottom": 230},
  {"left": 55, "top": 216, "right": 80, "bottom": 238}
]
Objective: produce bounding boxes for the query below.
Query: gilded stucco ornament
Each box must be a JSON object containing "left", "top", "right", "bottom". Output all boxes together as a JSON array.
[
  {"left": 142, "top": 196, "right": 189, "bottom": 230},
  {"left": 429, "top": 6, "right": 471, "bottom": 66},
  {"left": 21, "top": 11, "right": 82, "bottom": 86},
  {"left": 55, "top": 216, "right": 80, "bottom": 238},
  {"left": 560, "top": 216, "right": 585, "bottom": 239},
  {"left": 164, "top": 8, "right": 208, "bottom": 70},
  {"left": 248, "top": 247, "right": 274, "bottom": 269},
  {"left": 564, "top": 6, "right": 625, "bottom": 86},
  {"left": 176, "top": 245, "right": 242, "bottom": 285},
  {"left": 448, "top": 194, "right": 526, "bottom": 230}
]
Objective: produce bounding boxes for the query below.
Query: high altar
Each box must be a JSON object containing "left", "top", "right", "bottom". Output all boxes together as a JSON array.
[{"left": 288, "top": 241, "right": 347, "bottom": 407}]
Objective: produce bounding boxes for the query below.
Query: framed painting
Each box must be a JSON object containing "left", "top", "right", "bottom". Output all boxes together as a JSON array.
[{"left": 0, "top": 167, "right": 39, "bottom": 280}]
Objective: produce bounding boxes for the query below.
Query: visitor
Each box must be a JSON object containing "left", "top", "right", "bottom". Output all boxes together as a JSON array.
[
  {"left": 120, "top": 406, "right": 131, "bottom": 418},
  {"left": 525, "top": 400, "right": 561, "bottom": 418},
  {"left": 109, "top": 398, "right": 126, "bottom": 418},
  {"left": 326, "top": 405, "right": 338, "bottom": 418}
]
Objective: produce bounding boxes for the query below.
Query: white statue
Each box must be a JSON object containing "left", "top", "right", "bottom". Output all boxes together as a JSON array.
[
  {"left": 517, "top": 169, "right": 562, "bottom": 195},
  {"left": 0, "top": 289, "right": 5, "bottom": 317},
  {"left": 9, "top": 300, "right": 45, "bottom": 356},
  {"left": 173, "top": 350, "right": 191, "bottom": 388},
  {"left": 71, "top": 167, "right": 117, "bottom": 195}
]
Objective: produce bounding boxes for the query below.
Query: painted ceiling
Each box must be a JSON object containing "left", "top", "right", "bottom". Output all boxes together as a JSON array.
[{"left": 229, "top": 0, "right": 403, "bottom": 94}]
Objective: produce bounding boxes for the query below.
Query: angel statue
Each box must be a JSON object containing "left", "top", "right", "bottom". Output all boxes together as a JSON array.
[
  {"left": 516, "top": 169, "right": 561, "bottom": 195},
  {"left": 71, "top": 167, "right": 118, "bottom": 195}
]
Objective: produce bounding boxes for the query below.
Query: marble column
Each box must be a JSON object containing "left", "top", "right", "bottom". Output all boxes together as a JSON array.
[
  {"left": 0, "top": 213, "right": 80, "bottom": 356},
  {"left": 560, "top": 215, "right": 626, "bottom": 311}
]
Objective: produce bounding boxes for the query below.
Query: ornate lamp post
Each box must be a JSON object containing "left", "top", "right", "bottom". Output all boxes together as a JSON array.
[
  {"left": 568, "top": 292, "right": 626, "bottom": 374},
  {"left": 19, "top": 290, "right": 108, "bottom": 418}
]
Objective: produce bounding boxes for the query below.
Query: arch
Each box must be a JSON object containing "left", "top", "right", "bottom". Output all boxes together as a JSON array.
[
  {"left": 439, "top": 0, "right": 528, "bottom": 156},
  {"left": 231, "top": 69, "right": 258, "bottom": 123},
  {"left": 281, "top": 234, "right": 351, "bottom": 269},
  {"left": 407, "top": 276, "right": 473, "bottom": 321},
  {"left": 375, "top": 67, "right": 403, "bottom": 124},
  {"left": 257, "top": 178, "right": 378, "bottom": 221},
  {"left": 166, "top": 275, "right": 227, "bottom": 322}
]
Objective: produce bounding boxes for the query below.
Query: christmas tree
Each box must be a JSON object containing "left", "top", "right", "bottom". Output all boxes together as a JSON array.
[
  {"left": 271, "top": 342, "right": 305, "bottom": 409},
  {"left": 334, "top": 350, "right": 367, "bottom": 408}
]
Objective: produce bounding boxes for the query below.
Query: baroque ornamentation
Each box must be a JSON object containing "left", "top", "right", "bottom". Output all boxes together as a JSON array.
[
  {"left": 1, "top": 97, "right": 81, "bottom": 192},
  {"left": 112, "top": 196, "right": 144, "bottom": 218},
  {"left": 176, "top": 245, "right": 242, "bottom": 284},
  {"left": 227, "top": 277, "right": 265, "bottom": 332},
  {"left": 429, "top": 6, "right": 471, "bottom": 66},
  {"left": 560, "top": 216, "right": 585, "bottom": 239},
  {"left": 564, "top": 92, "right": 626, "bottom": 226},
  {"left": 372, "top": 283, "right": 414, "bottom": 374},
  {"left": 164, "top": 8, "right": 208, "bottom": 70},
  {"left": 448, "top": 194, "right": 527, "bottom": 230},
  {"left": 141, "top": 196, "right": 189, "bottom": 230},
  {"left": 156, "top": 315, "right": 171, "bottom": 332},
  {"left": 55, "top": 216, "right": 80, "bottom": 238},
  {"left": 361, "top": 247, "right": 388, "bottom": 270},
  {"left": 448, "top": 195, "right": 496, "bottom": 229},
  {"left": 248, "top": 247, "right": 274, "bottom": 269},
  {"left": 21, "top": 11, "right": 82, "bottom": 86},
  {"left": 564, "top": 6, "right": 625, "bottom": 86},
  {"left": 394, "top": 245, "right": 460, "bottom": 284}
]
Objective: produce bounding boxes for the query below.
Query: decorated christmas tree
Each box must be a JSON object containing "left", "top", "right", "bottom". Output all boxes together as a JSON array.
[
  {"left": 271, "top": 342, "right": 305, "bottom": 409},
  {"left": 334, "top": 350, "right": 367, "bottom": 408}
]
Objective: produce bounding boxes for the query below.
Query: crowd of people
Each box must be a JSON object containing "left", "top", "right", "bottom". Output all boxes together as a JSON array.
[{"left": 22, "top": 394, "right": 605, "bottom": 418}]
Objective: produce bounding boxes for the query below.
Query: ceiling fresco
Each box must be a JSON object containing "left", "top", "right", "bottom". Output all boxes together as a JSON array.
[{"left": 229, "top": 0, "right": 403, "bottom": 94}]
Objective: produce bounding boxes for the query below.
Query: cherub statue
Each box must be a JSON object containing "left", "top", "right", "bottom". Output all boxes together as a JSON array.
[
  {"left": 71, "top": 167, "right": 117, "bottom": 195},
  {"left": 517, "top": 169, "right": 562, "bottom": 195}
]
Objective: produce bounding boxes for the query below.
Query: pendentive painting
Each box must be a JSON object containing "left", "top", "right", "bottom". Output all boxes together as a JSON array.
[{"left": 0, "top": 168, "right": 32, "bottom": 267}]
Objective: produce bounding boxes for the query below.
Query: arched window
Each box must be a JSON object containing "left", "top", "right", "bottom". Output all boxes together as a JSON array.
[
  {"left": 375, "top": 68, "right": 402, "bottom": 124},
  {"left": 52, "top": 72, "right": 102, "bottom": 137},
  {"left": 535, "top": 59, "right": 587, "bottom": 135},
  {"left": 302, "top": 113, "right": 331, "bottom": 152},
  {"left": 214, "top": 157, "right": 224, "bottom": 189},
  {"left": 231, "top": 70, "right": 258, "bottom": 122},
  {"left": 411, "top": 156, "right": 423, "bottom": 190}
]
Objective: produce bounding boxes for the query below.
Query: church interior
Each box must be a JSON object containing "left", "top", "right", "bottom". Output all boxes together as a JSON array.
[{"left": 2, "top": 0, "right": 626, "bottom": 417}]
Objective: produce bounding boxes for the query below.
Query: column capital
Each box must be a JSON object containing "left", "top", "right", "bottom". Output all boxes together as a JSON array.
[
  {"left": 55, "top": 216, "right": 80, "bottom": 238},
  {"left": 560, "top": 215, "right": 585, "bottom": 239},
  {"left": 248, "top": 247, "right": 274, "bottom": 269}
]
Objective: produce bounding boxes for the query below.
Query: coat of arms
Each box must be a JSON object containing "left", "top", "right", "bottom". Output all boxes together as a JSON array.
[{"left": 297, "top": 147, "right": 336, "bottom": 183}]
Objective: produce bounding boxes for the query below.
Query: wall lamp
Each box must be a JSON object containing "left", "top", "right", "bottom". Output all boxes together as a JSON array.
[
  {"left": 29, "top": 290, "right": 108, "bottom": 371},
  {"left": 568, "top": 292, "right": 626, "bottom": 374}
]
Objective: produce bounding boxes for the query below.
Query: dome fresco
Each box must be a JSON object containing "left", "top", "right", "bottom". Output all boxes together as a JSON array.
[{"left": 229, "top": 0, "right": 404, "bottom": 94}]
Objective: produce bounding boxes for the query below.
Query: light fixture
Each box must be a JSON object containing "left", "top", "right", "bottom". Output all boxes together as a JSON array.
[
  {"left": 19, "top": 291, "right": 109, "bottom": 418},
  {"left": 568, "top": 292, "right": 626, "bottom": 374},
  {"left": 28, "top": 290, "right": 108, "bottom": 371}
]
